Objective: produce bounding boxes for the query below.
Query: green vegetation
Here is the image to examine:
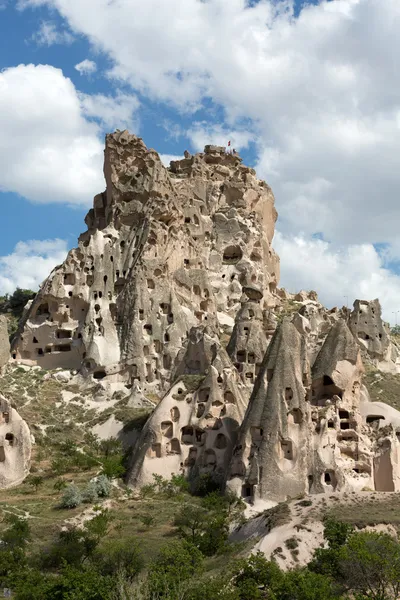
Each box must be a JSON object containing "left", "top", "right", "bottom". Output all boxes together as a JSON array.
[
  {"left": 0, "top": 287, "right": 36, "bottom": 340},
  {"left": 0, "top": 509, "right": 398, "bottom": 599}
]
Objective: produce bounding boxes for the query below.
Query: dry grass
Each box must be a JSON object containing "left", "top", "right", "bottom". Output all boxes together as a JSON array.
[{"left": 364, "top": 366, "right": 400, "bottom": 411}]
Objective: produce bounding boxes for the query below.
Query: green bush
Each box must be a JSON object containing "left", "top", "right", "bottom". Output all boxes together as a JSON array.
[
  {"left": 82, "top": 481, "right": 99, "bottom": 504},
  {"left": 59, "top": 484, "right": 82, "bottom": 509},
  {"left": 94, "top": 475, "right": 112, "bottom": 498}
]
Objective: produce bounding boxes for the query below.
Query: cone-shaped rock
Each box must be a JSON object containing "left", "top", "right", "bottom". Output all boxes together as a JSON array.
[
  {"left": 226, "top": 319, "right": 312, "bottom": 502},
  {"left": 127, "top": 326, "right": 248, "bottom": 488}
]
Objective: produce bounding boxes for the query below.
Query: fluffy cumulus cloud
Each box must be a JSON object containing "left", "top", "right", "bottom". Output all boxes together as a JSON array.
[
  {"left": 16, "top": 0, "right": 400, "bottom": 313},
  {"left": 0, "top": 64, "right": 138, "bottom": 205},
  {"left": 0, "top": 239, "right": 68, "bottom": 294},
  {"left": 16, "top": 0, "right": 400, "bottom": 243},
  {"left": 75, "top": 59, "right": 97, "bottom": 76},
  {"left": 275, "top": 232, "right": 400, "bottom": 323}
]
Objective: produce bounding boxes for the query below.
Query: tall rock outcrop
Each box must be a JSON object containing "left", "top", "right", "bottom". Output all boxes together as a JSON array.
[
  {"left": 0, "top": 395, "right": 31, "bottom": 488},
  {"left": 349, "top": 299, "right": 399, "bottom": 372},
  {"left": 0, "top": 316, "right": 10, "bottom": 372},
  {"left": 127, "top": 326, "right": 248, "bottom": 488},
  {"left": 226, "top": 319, "right": 376, "bottom": 503},
  {"left": 226, "top": 319, "right": 312, "bottom": 502},
  {"left": 11, "top": 134, "right": 280, "bottom": 397}
]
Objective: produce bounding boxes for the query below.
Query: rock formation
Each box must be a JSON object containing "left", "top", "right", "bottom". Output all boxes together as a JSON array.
[
  {"left": 226, "top": 319, "right": 379, "bottom": 503},
  {"left": 127, "top": 326, "right": 248, "bottom": 488},
  {"left": 8, "top": 131, "right": 400, "bottom": 502},
  {"left": 11, "top": 134, "right": 280, "bottom": 400},
  {"left": 0, "top": 316, "right": 10, "bottom": 372},
  {"left": 349, "top": 299, "right": 399, "bottom": 372},
  {"left": 0, "top": 395, "right": 31, "bottom": 488}
]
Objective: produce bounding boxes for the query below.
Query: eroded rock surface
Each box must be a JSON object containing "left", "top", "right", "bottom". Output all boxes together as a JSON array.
[
  {"left": 0, "top": 395, "right": 31, "bottom": 488},
  {"left": 0, "top": 316, "right": 10, "bottom": 372},
  {"left": 12, "top": 133, "right": 280, "bottom": 399}
]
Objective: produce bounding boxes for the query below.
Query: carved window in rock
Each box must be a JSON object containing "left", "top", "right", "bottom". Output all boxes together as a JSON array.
[
  {"left": 339, "top": 410, "right": 350, "bottom": 419},
  {"left": 241, "top": 483, "right": 254, "bottom": 498},
  {"left": 5, "top": 433, "right": 14, "bottom": 446},
  {"left": 237, "top": 350, "right": 246, "bottom": 363},
  {"left": 327, "top": 420, "right": 335, "bottom": 429},
  {"left": 215, "top": 433, "right": 227, "bottom": 449},
  {"left": 161, "top": 421, "right": 173, "bottom": 438},
  {"left": 3, "top": 413, "right": 9, "bottom": 424},
  {"left": 281, "top": 439, "right": 294, "bottom": 460},
  {"left": 198, "top": 389, "right": 210, "bottom": 403},
  {"left": 167, "top": 438, "right": 181, "bottom": 454},
  {"left": 56, "top": 330, "right": 72, "bottom": 340},
  {"left": 366, "top": 415, "right": 384, "bottom": 431},
  {"left": 181, "top": 426, "right": 194, "bottom": 444},
  {"left": 160, "top": 303, "right": 170, "bottom": 315},
  {"left": 54, "top": 345, "right": 71, "bottom": 353},
  {"left": 245, "top": 372, "right": 254, "bottom": 382},
  {"left": 251, "top": 427, "right": 263, "bottom": 445},
  {"left": 285, "top": 387, "right": 293, "bottom": 402},
  {"left": 196, "top": 403, "right": 206, "bottom": 418},
  {"left": 185, "top": 447, "right": 197, "bottom": 466},
  {"left": 248, "top": 352, "right": 255, "bottom": 364},
  {"left": 36, "top": 303, "right": 49, "bottom": 317},
  {"left": 144, "top": 324, "right": 153, "bottom": 335},
  {"left": 64, "top": 273, "right": 75, "bottom": 285},
  {"left": 289, "top": 409, "right": 302, "bottom": 425},
  {"left": 204, "top": 449, "right": 217, "bottom": 466},
  {"left": 0, "top": 447, "right": 5, "bottom": 462},
  {"left": 148, "top": 443, "right": 162, "bottom": 459},
  {"left": 223, "top": 245, "right": 243, "bottom": 264},
  {"left": 195, "top": 428, "right": 206, "bottom": 445},
  {"left": 323, "top": 470, "right": 337, "bottom": 489},
  {"left": 193, "top": 285, "right": 201, "bottom": 296},
  {"left": 170, "top": 407, "right": 180, "bottom": 422},
  {"left": 93, "top": 371, "right": 107, "bottom": 380}
]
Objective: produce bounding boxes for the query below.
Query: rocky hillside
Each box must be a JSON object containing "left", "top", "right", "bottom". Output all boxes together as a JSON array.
[{"left": 1, "top": 131, "right": 400, "bottom": 598}]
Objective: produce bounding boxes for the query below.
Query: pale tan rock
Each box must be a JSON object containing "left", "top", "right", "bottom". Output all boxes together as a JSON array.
[
  {"left": 0, "top": 316, "right": 10, "bottom": 372},
  {"left": 11, "top": 131, "right": 280, "bottom": 399},
  {"left": 127, "top": 327, "right": 248, "bottom": 488},
  {"left": 0, "top": 395, "right": 31, "bottom": 488}
]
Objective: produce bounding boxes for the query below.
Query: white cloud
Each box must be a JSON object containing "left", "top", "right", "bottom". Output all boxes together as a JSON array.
[
  {"left": 75, "top": 59, "right": 97, "bottom": 76},
  {"left": 32, "top": 20, "right": 74, "bottom": 45},
  {"left": 0, "top": 64, "right": 138, "bottom": 205},
  {"left": 0, "top": 239, "right": 68, "bottom": 294},
  {"left": 15, "top": 0, "right": 400, "bottom": 317},
  {"left": 17, "top": 0, "right": 400, "bottom": 248},
  {"left": 80, "top": 91, "right": 139, "bottom": 131},
  {"left": 187, "top": 123, "right": 254, "bottom": 153},
  {"left": 274, "top": 231, "right": 400, "bottom": 324},
  {"left": 159, "top": 154, "right": 183, "bottom": 167}
]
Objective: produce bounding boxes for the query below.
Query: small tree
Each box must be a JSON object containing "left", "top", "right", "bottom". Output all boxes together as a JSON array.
[{"left": 27, "top": 475, "right": 44, "bottom": 493}]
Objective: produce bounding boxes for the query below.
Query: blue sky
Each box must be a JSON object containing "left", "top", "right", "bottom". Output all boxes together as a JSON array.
[{"left": 1, "top": 0, "right": 400, "bottom": 321}]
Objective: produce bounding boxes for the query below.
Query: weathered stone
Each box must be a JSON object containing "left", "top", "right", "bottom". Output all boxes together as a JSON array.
[
  {"left": 0, "top": 395, "right": 31, "bottom": 488},
  {"left": 0, "top": 316, "right": 10, "bottom": 371},
  {"left": 11, "top": 132, "right": 280, "bottom": 401}
]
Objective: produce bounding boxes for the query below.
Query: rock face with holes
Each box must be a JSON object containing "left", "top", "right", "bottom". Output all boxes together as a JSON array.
[
  {"left": 349, "top": 299, "right": 399, "bottom": 372},
  {"left": 127, "top": 326, "right": 248, "bottom": 488},
  {"left": 0, "top": 316, "right": 10, "bottom": 372},
  {"left": 0, "top": 395, "right": 31, "bottom": 488},
  {"left": 226, "top": 319, "right": 379, "bottom": 503},
  {"left": 11, "top": 132, "right": 280, "bottom": 397}
]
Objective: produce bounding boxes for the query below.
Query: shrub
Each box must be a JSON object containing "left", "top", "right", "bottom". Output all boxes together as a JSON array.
[
  {"left": 59, "top": 484, "right": 82, "bottom": 509},
  {"left": 82, "top": 481, "right": 99, "bottom": 504},
  {"left": 94, "top": 475, "right": 112, "bottom": 498}
]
